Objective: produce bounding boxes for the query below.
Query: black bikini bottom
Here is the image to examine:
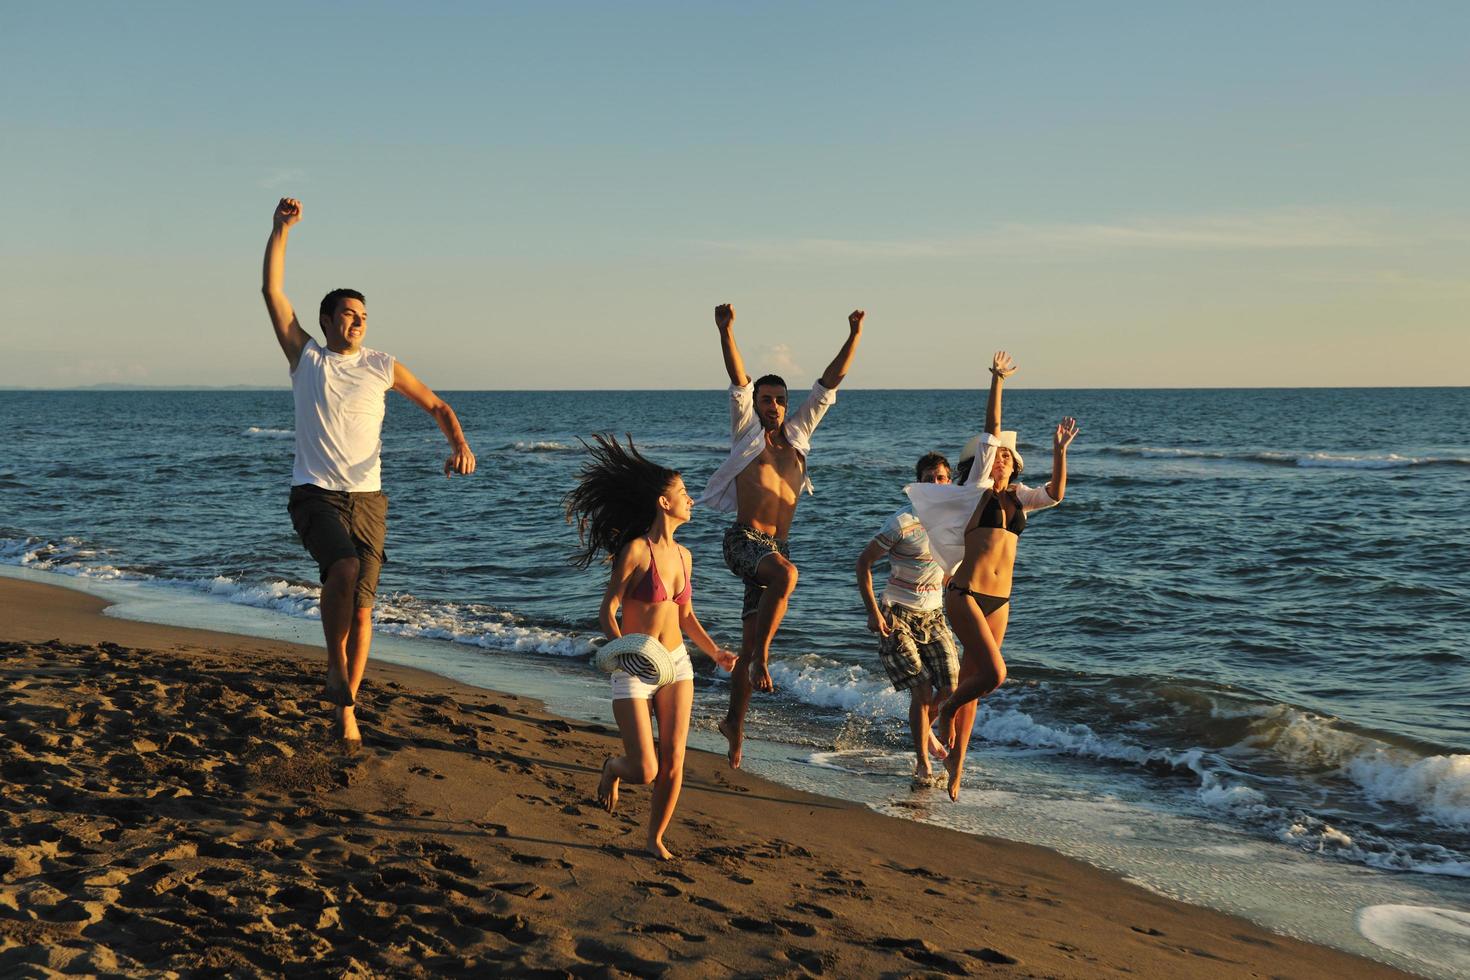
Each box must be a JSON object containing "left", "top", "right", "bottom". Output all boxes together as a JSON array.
[{"left": 946, "top": 584, "right": 1010, "bottom": 617}]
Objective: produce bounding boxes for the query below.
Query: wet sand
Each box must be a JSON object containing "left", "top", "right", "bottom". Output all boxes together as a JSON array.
[{"left": 0, "top": 576, "right": 1412, "bottom": 977}]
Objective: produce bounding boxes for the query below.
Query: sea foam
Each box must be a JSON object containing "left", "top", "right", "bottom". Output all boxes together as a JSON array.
[{"left": 1108, "top": 445, "right": 1470, "bottom": 470}]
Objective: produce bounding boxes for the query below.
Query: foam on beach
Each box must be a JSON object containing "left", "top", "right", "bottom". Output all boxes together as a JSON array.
[{"left": 1357, "top": 904, "right": 1470, "bottom": 974}]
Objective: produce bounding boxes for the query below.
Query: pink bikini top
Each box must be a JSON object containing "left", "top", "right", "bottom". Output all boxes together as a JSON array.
[{"left": 630, "top": 539, "right": 692, "bottom": 605}]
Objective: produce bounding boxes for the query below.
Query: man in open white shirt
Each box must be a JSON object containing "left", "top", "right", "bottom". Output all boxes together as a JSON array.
[
  {"left": 701, "top": 303, "right": 864, "bottom": 768},
  {"left": 261, "top": 198, "right": 476, "bottom": 749}
]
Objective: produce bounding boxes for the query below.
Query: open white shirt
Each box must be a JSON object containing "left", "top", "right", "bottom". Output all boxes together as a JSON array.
[
  {"left": 698, "top": 379, "right": 837, "bottom": 514},
  {"left": 905, "top": 432, "right": 1057, "bottom": 573}
]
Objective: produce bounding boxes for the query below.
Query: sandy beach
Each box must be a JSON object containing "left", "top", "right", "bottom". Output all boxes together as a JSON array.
[{"left": 0, "top": 576, "right": 1414, "bottom": 978}]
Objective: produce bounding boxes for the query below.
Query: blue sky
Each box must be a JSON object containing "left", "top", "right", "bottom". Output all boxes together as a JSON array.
[{"left": 2, "top": 2, "right": 1466, "bottom": 388}]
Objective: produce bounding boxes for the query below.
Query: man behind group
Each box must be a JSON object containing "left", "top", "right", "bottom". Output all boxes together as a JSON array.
[
  {"left": 261, "top": 197, "right": 476, "bottom": 748},
  {"left": 702, "top": 303, "right": 864, "bottom": 767},
  {"left": 856, "top": 452, "right": 959, "bottom": 786}
]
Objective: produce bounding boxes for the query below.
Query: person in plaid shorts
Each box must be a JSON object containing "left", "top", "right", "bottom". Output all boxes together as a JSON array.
[{"left": 856, "top": 452, "right": 959, "bottom": 786}]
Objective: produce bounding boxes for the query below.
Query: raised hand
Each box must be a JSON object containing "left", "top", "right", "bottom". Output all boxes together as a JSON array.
[
  {"left": 848, "top": 309, "right": 865, "bottom": 332},
  {"left": 273, "top": 198, "right": 302, "bottom": 229},
  {"left": 991, "top": 350, "right": 1017, "bottom": 380},
  {"left": 1054, "top": 416, "right": 1079, "bottom": 451},
  {"left": 714, "top": 303, "right": 735, "bottom": 330}
]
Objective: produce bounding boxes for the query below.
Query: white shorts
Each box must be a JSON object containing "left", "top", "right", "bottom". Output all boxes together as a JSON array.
[{"left": 610, "top": 644, "right": 694, "bottom": 701}]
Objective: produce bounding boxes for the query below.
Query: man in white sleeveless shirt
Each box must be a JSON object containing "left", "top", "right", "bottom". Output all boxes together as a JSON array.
[{"left": 261, "top": 198, "right": 476, "bottom": 748}]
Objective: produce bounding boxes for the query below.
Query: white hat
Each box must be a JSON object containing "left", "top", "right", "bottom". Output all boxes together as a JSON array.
[
  {"left": 595, "top": 633, "right": 676, "bottom": 687},
  {"left": 958, "top": 430, "right": 1023, "bottom": 474}
]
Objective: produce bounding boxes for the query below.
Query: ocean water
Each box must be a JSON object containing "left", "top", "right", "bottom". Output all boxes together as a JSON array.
[{"left": 2, "top": 386, "right": 1468, "bottom": 975}]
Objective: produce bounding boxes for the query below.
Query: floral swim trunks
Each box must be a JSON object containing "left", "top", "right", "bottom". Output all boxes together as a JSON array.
[{"left": 722, "top": 523, "right": 791, "bottom": 619}]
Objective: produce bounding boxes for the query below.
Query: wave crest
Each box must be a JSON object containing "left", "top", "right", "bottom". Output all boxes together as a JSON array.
[{"left": 1107, "top": 445, "right": 1470, "bottom": 470}]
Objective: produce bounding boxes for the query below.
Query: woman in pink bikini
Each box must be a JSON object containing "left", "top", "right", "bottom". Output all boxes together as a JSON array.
[{"left": 566, "top": 435, "right": 736, "bottom": 859}]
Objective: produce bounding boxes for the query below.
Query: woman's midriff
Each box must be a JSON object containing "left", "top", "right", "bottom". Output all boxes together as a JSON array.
[
  {"left": 953, "top": 527, "right": 1018, "bottom": 598},
  {"left": 621, "top": 599, "right": 684, "bottom": 653}
]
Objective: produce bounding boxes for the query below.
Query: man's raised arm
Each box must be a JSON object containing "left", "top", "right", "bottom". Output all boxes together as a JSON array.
[
  {"left": 818, "top": 309, "right": 865, "bottom": 389},
  {"left": 261, "top": 197, "right": 311, "bottom": 370},
  {"left": 715, "top": 303, "right": 750, "bottom": 387}
]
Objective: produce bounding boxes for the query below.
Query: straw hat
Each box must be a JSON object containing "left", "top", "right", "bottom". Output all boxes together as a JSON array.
[
  {"left": 958, "top": 430, "right": 1023, "bottom": 474},
  {"left": 594, "top": 633, "right": 676, "bottom": 687}
]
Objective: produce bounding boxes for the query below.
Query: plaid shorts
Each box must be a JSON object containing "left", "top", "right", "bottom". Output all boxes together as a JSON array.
[
  {"left": 722, "top": 523, "right": 791, "bottom": 620},
  {"left": 877, "top": 604, "right": 959, "bottom": 692}
]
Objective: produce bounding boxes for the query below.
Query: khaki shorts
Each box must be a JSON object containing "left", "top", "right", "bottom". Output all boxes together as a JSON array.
[{"left": 287, "top": 485, "right": 387, "bottom": 608}]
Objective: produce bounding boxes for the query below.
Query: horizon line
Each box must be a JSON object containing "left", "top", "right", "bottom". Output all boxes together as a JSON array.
[{"left": 1, "top": 384, "right": 1466, "bottom": 393}]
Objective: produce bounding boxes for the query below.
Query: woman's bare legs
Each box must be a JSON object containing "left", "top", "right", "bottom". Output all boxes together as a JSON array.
[
  {"left": 939, "top": 594, "right": 1009, "bottom": 801},
  {"left": 597, "top": 697, "right": 658, "bottom": 815},
  {"left": 646, "top": 680, "right": 693, "bottom": 859}
]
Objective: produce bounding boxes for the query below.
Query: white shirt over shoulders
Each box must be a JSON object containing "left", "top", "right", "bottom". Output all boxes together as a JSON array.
[
  {"left": 291, "top": 338, "right": 396, "bottom": 492},
  {"left": 698, "top": 378, "right": 837, "bottom": 514},
  {"left": 905, "top": 432, "right": 1057, "bottom": 574}
]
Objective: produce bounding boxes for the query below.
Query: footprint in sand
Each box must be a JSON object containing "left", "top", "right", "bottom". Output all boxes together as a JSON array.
[
  {"left": 428, "top": 852, "right": 481, "bottom": 878},
  {"left": 634, "top": 879, "right": 682, "bottom": 897},
  {"left": 789, "top": 901, "right": 835, "bottom": 920},
  {"left": 572, "top": 939, "right": 666, "bottom": 976},
  {"left": 628, "top": 922, "right": 707, "bottom": 943},
  {"left": 510, "top": 853, "right": 571, "bottom": 870},
  {"left": 687, "top": 895, "right": 732, "bottom": 913},
  {"left": 873, "top": 937, "right": 969, "bottom": 973},
  {"left": 785, "top": 948, "right": 837, "bottom": 975}
]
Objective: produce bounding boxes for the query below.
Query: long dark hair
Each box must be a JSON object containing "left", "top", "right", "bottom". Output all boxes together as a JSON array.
[{"left": 564, "top": 434, "right": 680, "bottom": 569}]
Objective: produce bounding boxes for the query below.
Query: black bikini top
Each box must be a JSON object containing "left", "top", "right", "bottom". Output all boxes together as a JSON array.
[{"left": 966, "top": 489, "right": 1027, "bottom": 537}]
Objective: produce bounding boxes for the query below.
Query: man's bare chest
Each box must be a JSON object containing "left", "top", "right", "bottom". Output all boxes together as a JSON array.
[{"left": 740, "top": 441, "right": 803, "bottom": 486}]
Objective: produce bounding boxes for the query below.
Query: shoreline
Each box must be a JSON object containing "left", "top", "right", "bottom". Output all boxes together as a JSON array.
[{"left": 0, "top": 574, "right": 1417, "bottom": 977}]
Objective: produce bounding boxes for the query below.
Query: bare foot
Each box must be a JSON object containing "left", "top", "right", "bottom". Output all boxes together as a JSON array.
[
  {"left": 646, "top": 839, "right": 674, "bottom": 860},
  {"left": 748, "top": 659, "right": 774, "bottom": 693},
  {"left": 934, "top": 699, "right": 957, "bottom": 750},
  {"left": 331, "top": 706, "right": 362, "bottom": 751},
  {"left": 717, "top": 717, "right": 743, "bottom": 770},
  {"left": 926, "top": 730, "right": 949, "bottom": 761},
  {"left": 944, "top": 750, "right": 963, "bottom": 802},
  {"left": 596, "top": 757, "right": 619, "bottom": 813},
  {"left": 324, "top": 673, "right": 354, "bottom": 707}
]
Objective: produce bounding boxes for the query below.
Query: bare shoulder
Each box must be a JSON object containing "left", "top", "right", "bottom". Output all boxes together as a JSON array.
[{"left": 618, "top": 536, "right": 652, "bottom": 565}]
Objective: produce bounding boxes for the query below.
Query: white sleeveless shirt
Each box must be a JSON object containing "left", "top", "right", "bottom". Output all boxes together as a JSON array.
[{"left": 290, "top": 339, "right": 396, "bottom": 492}]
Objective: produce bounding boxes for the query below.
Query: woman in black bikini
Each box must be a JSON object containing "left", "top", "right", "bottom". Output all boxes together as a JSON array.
[
  {"left": 565, "top": 435, "right": 736, "bottom": 859},
  {"left": 934, "top": 352, "right": 1077, "bottom": 801}
]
